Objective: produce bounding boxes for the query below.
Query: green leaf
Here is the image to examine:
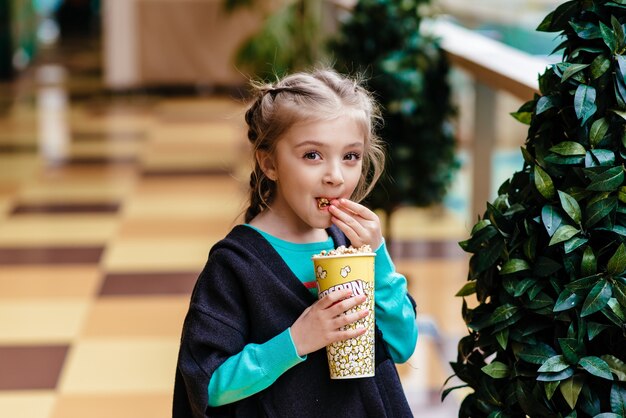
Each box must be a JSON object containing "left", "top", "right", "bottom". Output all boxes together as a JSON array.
[
  {"left": 549, "top": 225, "right": 579, "bottom": 246},
  {"left": 590, "top": 118, "right": 610, "bottom": 147},
  {"left": 560, "top": 375, "right": 584, "bottom": 409},
  {"left": 482, "top": 361, "right": 510, "bottom": 379},
  {"left": 542, "top": 205, "right": 563, "bottom": 237},
  {"left": 570, "top": 20, "right": 602, "bottom": 39},
  {"left": 559, "top": 191, "right": 582, "bottom": 225},
  {"left": 612, "top": 15, "right": 625, "bottom": 51},
  {"left": 579, "top": 356, "right": 614, "bottom": 380},
  {"left": 495, "top": 328, "right": 508, "bottom": 350},
  {"left": 582, "top": 280, "right": 612, "bottom": 316},
  {"left": 608, "top": 244, "right": 626, "bottom": 275},
  {"left": 561, "top": 63, "right": 591, "bottom": 83},
  {"left": 539, "top": 355, "right": 571, "bottom": 373},
  {"left": 534, "top": 165, "right": 555, "bottom": 199},
  {"left": 519, "top": 343, "right": 558, "bottom": 365},
  {"left": 551, "top": 141, "right": 587, "bottom": 156},
  {"left": 610, "top": 384, "right": 626, "bottom": 415},
  {"left": 590, "top": 54, "right": 611, "bottom": 79},
  {"left": 602, "top": 355, "right": 626, "bottom": 381},
  {"left": 537, "top": 367, "right": 575, "bottom": 382},
  {"left": 585, "top": 197, "right": 617, "bottom": 228},
  {"left": 588, "top": 322, "right": 610, "bottom": 340},
  {"left": 544, "top": 380, "right": 560, "bottom": 400},
  {"left": 565, "top": 236, "right": 588, "bottom": 254},
  {"left": 455, "top": 281, "right": 476, "bottom": 297},
  {"left": 608, "top": 297, "right": 626, "bottom": 321},
  {"left": 613, "top": 277, "right": 626, "bottom": 307},
  {"left": 600, "top": 21, "right": 618, "bottom": 52},
  {"left": 554, "top": 288, "right": 583, "bottom": 312},
  {"left": 581, "top": 247, "right": 597, "bottom": 276},
  {"left": 567, "top": 274, "right": 603, "bottom": 291},
  {"left": 536, "top": 95, "right": 554, "bottom": 114},
  {"left": 587, "top": 166, "right": 624, "bottom": 192},
  {"left": 500, "top": 258, "right": 531, "bottom": 275},
  {"left": 559, "top": 338, "right": 581, "bottom": 364},
  {"left": 586, "top": 149, "right": 616, "bottom": 168},
  {"left": 574, "top": 84, "right": 597, "bottom": 125}
]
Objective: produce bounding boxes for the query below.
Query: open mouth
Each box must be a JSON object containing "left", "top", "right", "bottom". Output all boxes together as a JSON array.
[{"left": 317, "top": 198, "right": 330, "bottom": 209}]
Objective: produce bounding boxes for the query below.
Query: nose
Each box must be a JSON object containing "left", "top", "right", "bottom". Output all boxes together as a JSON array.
[{"left": 323, "top": 162, "right": 344, "bottom": 186}]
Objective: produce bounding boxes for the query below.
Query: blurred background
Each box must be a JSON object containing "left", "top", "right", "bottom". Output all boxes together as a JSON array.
[{"left": 0, "top": 0, "right": 561, "bottom": 416}]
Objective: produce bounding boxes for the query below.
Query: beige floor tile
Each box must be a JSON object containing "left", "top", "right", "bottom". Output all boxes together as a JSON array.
[
  {"left": 0, "top": 155, "right": 41, "bottom": 182},
  {"left": 386, "top": 206, "right": 471, "bottom": 240},
  {"left": 81, "top": 297, "right": 188, "bottom": 338},
  {"left": 0, "top": 391, "right": 56, "bottom": 418},
  {"left": 17, "top": 180, "right": 132, "bottom": 203},
  {"left": 122, "top": 193, "right": 245, "bottom": 221},
  {"left": 69, "top": 140, "right": 141, "bottom": 158},
  {"left": 0, "top": 266, "right": 100, "bottom": 299},
  {"left": 0, "top": 215, "right": 118, "bottom": 246},
  {"left": 133, "top": 175, "right": 246, "bottom": 197},
  {"left": 103, "top": 238, "right": 213, "bottom": 272},
  {"left": 398, "top": 335, "right": 452, "bottom": 392},
  {"left": 117, "top": 218, "right": 236, "bottom": 240},
  {"left": 59, "top": 338, "right": 179, "bottom": 393},
  {"left": 397, "top": 258, "right": 470, "bottom": 336},
  {"left": 0, "top": 300, "right": 89, "bottom": 344},
  {"left": 52, "top": 393, "right": 172, "bottom": 418}
]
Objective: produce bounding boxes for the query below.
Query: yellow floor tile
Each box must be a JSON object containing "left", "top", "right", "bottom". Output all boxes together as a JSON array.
[
  {"left": 0, "top": 215, "right": 118, "bottom": 246},
  {"left": 81, "top": 297, "right": 188, "bottom": 338},
  {"left": 59, "top": 338, "right": 179, "bottom": 393},
  {"left": 0, "top": 300, "right": 89, "bottom": 344},
  {"left": 52, "top": 393, "right": 172, "bottom": 418},
  {"left": 0, "top": 266, "right": 100, "bottom": 299},
  {"left": 0, "top": 391, "right": 56, "bottom": 418},
  {"left": 102, "top": 238, "right": 212, "bottom": 272}
]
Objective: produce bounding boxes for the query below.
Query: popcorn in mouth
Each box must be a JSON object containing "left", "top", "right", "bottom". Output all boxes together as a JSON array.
[{"left": 317, "top": 198, "right": 330, "bottom": 209}]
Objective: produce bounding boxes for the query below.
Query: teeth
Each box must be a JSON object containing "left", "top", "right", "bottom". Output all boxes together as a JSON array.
[{"left": 317, "top": 198, "right": 330, "bottom": 209}]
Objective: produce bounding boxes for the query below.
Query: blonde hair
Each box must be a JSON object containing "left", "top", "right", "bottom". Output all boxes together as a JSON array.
[{"left": 244, "top": 68, "right": 385, "bottom": 223}]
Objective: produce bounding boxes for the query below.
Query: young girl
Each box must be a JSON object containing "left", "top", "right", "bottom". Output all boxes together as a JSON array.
[{"left": 173, "top": 69, "right": 418, "bottom": 417}]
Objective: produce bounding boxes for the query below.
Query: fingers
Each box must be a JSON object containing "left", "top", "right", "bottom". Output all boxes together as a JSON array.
[
  {"left": 329, "top": 199, "right": 382, "bottom": 249},
  {"left": 317, "top": 288, "right": 354, "bottom": 309},
  {"left": 332, "top": 198, "right": 377, "bottom": 220}
]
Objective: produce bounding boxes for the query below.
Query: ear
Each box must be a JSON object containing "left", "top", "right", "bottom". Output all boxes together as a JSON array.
[{"left": 256, "top": 149, "right": 277, "bottom": 181}]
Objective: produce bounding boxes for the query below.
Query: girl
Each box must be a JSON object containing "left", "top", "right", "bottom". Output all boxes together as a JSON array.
[{"left": 173, "top": 69, "right": 418, "bottom": 417}]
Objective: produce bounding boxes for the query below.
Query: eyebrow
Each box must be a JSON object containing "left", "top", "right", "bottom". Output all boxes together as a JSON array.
[{"left": 296, "top": 140, "right": 364, "bottom": 149}]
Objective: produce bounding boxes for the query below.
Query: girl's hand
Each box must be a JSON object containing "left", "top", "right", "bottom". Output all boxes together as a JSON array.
[
  {"left": 329, "top": 198, "right": 383, "bottom": 249},
  {"left": 291, "top": 289, "right": 369, "bottom": 357}
]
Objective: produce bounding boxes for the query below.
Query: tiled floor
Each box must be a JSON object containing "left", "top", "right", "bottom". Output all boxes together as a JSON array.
[{"left": 0, "top": 38, "right": 472, "bottom": 417}]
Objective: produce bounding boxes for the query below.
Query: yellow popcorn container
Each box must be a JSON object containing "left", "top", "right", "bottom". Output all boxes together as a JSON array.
[{"left": 312, "top": 250, "right": 375, "bottom": 379}]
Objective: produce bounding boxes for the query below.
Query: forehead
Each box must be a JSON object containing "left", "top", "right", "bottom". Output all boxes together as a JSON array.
[{"left": 279, "top": 117, "right": 366, "bottom": 147}]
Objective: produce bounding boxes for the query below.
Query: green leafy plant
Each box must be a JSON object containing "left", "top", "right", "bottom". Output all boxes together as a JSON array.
[
  {"left": 444, "top": 1, "right": 626, "bottom": 416},
  {"left": 227, "top": 0, "right": 323, "bottom": 81},
  {"left": 330, "top": 0, "right": 458, "bottom": 215}
]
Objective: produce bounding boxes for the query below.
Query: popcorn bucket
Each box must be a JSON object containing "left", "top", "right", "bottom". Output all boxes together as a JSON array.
[{"left": 312, "top": 250, "right": 375, "bottom": 379}]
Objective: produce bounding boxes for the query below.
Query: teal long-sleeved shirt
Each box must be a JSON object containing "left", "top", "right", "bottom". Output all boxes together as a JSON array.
[{"left": 207, "top": 225, "right": 418, "bottom": 407}]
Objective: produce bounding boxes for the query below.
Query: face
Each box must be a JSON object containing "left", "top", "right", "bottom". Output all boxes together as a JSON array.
[{"left": 259, "top": 116, "right": 365, "bottom": 234}]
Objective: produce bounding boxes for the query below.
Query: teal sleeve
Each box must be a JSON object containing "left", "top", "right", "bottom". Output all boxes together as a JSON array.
[
  {"left": 374, "top": 241, "right": 418, "bottom": 363},
  {"left": 208, "top": 328, "right": 306, "bottom": 407}
]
